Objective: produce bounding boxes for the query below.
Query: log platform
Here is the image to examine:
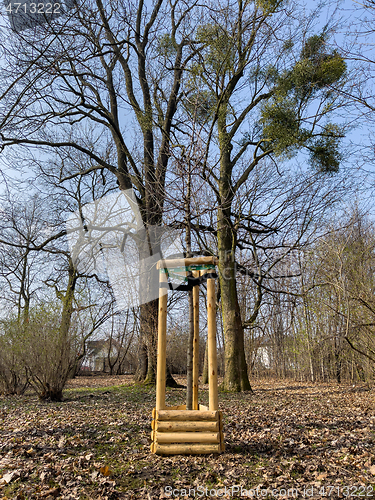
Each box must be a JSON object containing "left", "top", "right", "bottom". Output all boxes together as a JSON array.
[{"left": 151, "top": 405, "right": 225, "bottom": 455}]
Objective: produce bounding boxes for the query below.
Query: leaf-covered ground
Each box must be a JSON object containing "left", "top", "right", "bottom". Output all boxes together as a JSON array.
[{"left": 1, "top": 376, "right": 375, "bottom": 499}]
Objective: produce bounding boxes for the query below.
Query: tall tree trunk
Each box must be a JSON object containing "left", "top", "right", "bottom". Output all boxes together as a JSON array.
[
  {"left": 217, "top": 110, "right": 252, "bottom": 392},
  {"left": 144, "top": 298, "right": 158, "bottom": 385},
  {"left": 135, "top": 224, "right": 159, "bottom": 385},
  {"left": 217, "top": 121, "right": 251, "bottom": 391},
  {"left": 219, "top": 255, "right": 251, "bottom": 391},
  {"left": 218, "top": 207, "right": 251, "bottom": 391},
  {"left": 39, "top": 258, "right": 77, "bottom": 401},
  {"left": 334, "top": 336, "right": 342, "bottom": 384},
  {"left": 135, "top": 333, "right": 148, "bottom": 382}
]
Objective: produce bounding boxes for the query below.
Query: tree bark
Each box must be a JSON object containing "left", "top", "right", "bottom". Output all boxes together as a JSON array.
[
  {"left": 217, "top": 117, "right": 252, "bottom": 392},
  {"left": 143, "top": 298, "right": 158, "bottom": 385},
  {"left": 218, "top": 238, "right": 252, "bottom": 392},
  {"left": 38, "top": 258, "right": 77, "bottom": 401},
  {"left": 135, "top": 335, "right": 148, "bottom": 382}
]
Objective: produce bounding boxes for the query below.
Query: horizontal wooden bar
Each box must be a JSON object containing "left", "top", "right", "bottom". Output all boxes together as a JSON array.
[
  {"left": 155, "top": 443, "right": 221, "bottom": 455},
  {"left": 156, "top": 410, "right": 218, "bottom": 421},
  {"left": 157, "top": 257, "right": 218, "bottom": 269},
  {"left": 156, "top": 421, "right": 219, "bottom": 432},
  {"left": 152, "top": 405, "right": 186, "bottom": 419},
  {"left": 155, "top": 432, "right": 220, "bottom": 444}
]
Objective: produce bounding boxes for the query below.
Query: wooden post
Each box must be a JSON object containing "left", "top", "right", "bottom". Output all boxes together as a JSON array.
[
  {"left": 207, "top": 276, "right": 218, "bottom": 411},
  {"left": 156, "top": 270, "right": 168, "bottom": 410},
  {"left": 192, "top": 271, "right": 200, "bottom": 410}
]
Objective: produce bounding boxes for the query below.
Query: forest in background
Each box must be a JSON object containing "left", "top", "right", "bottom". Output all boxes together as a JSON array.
[{"left": 0, "top": 0, "right": 374, "bottom": 400}]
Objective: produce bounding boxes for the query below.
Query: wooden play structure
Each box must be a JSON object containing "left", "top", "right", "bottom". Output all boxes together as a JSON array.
[{"left": 151, "top": 256, "right": 225, "bottom": 455}]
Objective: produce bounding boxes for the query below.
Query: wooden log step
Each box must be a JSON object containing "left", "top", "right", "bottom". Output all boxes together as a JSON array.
[
  {"left": 154, "top": 420, "right": 219, "bottom": 432},
  {"left": 156, "top": 410, "right": 218, "bottom": 421},
  {"left": 154, "top": 443, "right": 221, "bottom": 455},
  {"left": 155, "top": 431, "right": 220, "bottom": 444}
]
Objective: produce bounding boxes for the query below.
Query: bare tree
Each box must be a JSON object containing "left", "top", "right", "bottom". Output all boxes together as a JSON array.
[
  {"left": 178, "top": 0, "right": 349, "bottom": 390},
  {"left": 0, "top": 0, "right": 201, "bottom": 384}
]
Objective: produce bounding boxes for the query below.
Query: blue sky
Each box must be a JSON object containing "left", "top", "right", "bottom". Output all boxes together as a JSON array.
[{"left": 0, "top": 0, "right": 374, "bottom": 206}]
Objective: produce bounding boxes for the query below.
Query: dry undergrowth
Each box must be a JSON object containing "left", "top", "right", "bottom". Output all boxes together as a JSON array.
[{"left": 0, "top": 377, "right": 374, "bottom": 499}]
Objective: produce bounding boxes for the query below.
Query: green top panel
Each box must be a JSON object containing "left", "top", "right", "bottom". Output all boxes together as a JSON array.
[{"left": 160, "top": 264, "right": 216, "bottom": 274}]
